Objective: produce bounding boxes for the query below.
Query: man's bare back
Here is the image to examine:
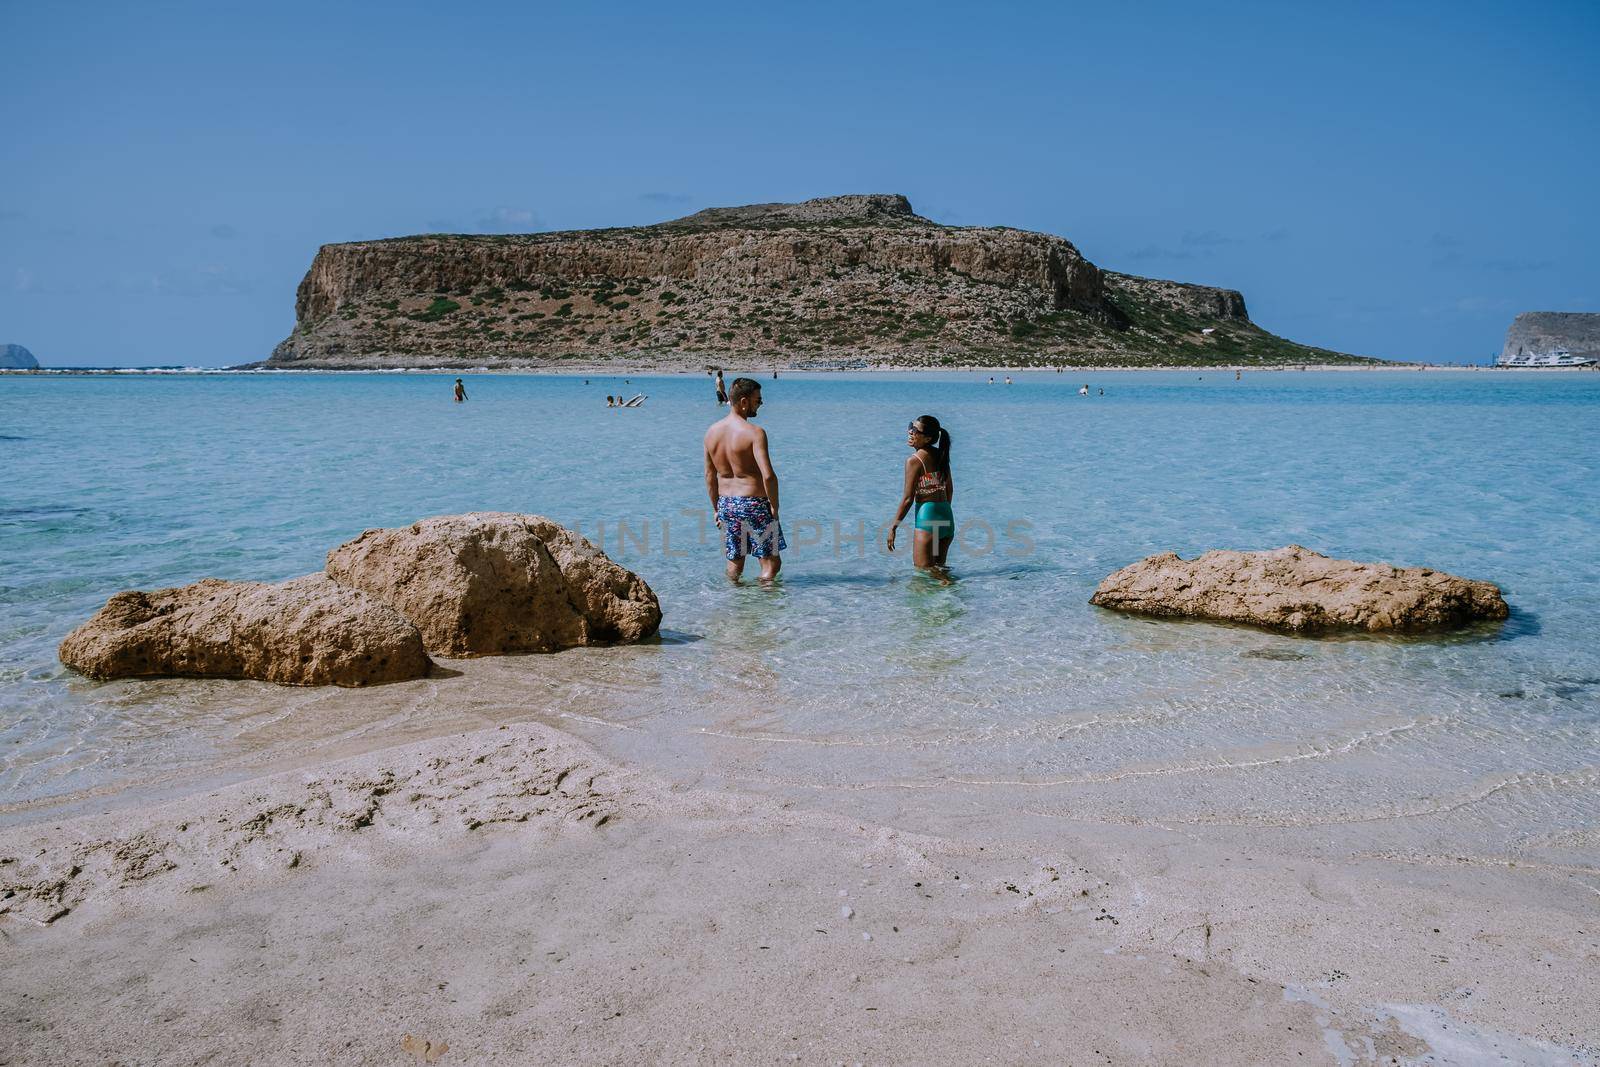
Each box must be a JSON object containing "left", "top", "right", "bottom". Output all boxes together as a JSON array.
[
  {"left": 704, "top": 417, "right": 771, "bottom": 498},
  {"left": 703, "top": 378, "right": 783, "bottom": 580}
]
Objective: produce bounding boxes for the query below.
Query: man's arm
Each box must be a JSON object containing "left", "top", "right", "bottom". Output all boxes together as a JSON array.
[
  {"left": 752, "top": 427, "right": 779, "bottom": 518},
  {"left": 704, "top": 438, "right": 722, "bottom": 523}
]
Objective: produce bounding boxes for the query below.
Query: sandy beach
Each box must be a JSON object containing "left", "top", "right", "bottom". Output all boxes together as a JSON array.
[{"left": 3, "top": 711, "right": 1596, "bottom": 1065}]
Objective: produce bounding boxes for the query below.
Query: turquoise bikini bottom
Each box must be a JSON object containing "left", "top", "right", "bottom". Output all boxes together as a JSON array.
[{"left": 914, "top": 501, "right": 954, "bottom": 536}]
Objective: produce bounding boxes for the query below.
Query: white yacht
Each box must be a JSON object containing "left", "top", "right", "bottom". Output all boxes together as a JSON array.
[{"left": 1496, "top": 347, "right": 1598, "bottom": 368}]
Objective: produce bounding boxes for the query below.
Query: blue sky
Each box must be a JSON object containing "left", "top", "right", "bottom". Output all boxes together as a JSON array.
[{"left": 3, "top": 0, "right": 1595, "bottom": 366}]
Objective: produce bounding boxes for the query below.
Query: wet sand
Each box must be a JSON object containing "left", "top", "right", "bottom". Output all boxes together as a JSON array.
[{"left": 3, "top": 719, "right": 1595, "bottom": 1065}]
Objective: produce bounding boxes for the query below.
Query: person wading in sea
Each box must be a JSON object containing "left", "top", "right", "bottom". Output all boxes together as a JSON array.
[
  {"left": 888, "top": 414, "right": 954, "bottom": 576},
  {"left": 703, "top": 377, "right": 784, "bottom": 582},
  {"left": 714, "top": 368, "right": 728, "bottom": 405},
  {"left": 453, "top": 378, "right": 468, "bottom": 402}
]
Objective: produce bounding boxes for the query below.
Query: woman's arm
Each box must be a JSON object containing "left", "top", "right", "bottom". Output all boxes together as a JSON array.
[{"left": 887, "top": 455, "right": 919, "bottom": 552}]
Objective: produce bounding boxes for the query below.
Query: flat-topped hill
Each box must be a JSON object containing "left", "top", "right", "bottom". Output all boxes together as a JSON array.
[{"left": 263, "top": 195, "right": 1372, "bottom": 369}]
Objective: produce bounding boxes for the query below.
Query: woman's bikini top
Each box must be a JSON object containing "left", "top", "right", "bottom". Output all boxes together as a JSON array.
[{"left": 914, "top": 453, "right": 950, "bottom": 499}]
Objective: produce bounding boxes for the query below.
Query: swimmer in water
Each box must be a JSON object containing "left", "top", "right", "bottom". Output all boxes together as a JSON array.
[
  {"left": 703, "top": 378, "right": 783, "bottom": 583},
  {"left": 888, "top": 415, "right": 954, "bottom": 576}
]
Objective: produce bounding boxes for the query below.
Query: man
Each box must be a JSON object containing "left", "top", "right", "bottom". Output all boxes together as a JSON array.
[
  {"left": 714, "top": 368, "right": 728, "bottom": 405},
  {"left": 454, "top": 378, "right": 468, "bottom": 402},
  {"left": 703, "top": 377, "right": 783, "bottom": 582}
]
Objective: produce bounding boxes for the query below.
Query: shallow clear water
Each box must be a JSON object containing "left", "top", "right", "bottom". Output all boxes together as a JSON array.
[{"left": 3, "top": 370, "right": 1598, "bottom": 863}]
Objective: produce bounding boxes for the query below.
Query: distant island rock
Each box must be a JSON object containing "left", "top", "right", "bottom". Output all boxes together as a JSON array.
[
  {"left": 261, "top": 194, "right": 1373, "bottom": 370},
  {"left": 0, "top": 343, "right": 39, "bottom": 369},
  {"left": 1500, "top": 312, "right": 1600, "bottom": 361},
  {"left": 1090, "top": 545, "right": 1508, "bottom": 635}
]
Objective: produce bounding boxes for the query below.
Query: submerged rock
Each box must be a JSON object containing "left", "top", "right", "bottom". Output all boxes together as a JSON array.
[
  {"left": 58, "top": 575, "right": 430, "bottom": 686},
  {"left": 324, "top": 512, "right": 662, "bottom": 656},
  {"left": 1090, "top": 545, "right": 1508, "bottom": 635}
]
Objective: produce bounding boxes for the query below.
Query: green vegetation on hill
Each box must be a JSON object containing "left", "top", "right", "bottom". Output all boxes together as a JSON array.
[{"left": 269, "top": 194, "right": 1378, "bottom": 369}]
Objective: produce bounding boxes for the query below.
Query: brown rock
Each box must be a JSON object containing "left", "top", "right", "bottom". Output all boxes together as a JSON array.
[
  {"left": 256, "top": 194, "right": 1367, "bottom": 371},
  {"left": 324, "top": 513, "right": 662, "bottom": 656},
  {"left": 59, "top": 575, "right": 430, "bottom": 686},
  {"left": 1089, "top": 545, "right": 1509, "bottom": 635}
]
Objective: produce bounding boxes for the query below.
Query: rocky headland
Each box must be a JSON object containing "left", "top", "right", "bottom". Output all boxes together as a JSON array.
[
  {"left": 1500, "top": 311, "right": 1600, "bottom": 360},
  {"left": 262, "top": 194, "right": 1373, "bottom": 370}
]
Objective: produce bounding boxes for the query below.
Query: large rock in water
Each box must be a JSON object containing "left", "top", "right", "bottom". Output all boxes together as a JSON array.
[
  {"left": 58, "top": 575, "right": 430, "bottom": 686},
  {"left": 1089, "top": 545, "right": 1508, "bottom": 635},
  {"left": 324, "top": 513, "right": 662, "bottom": 656}
]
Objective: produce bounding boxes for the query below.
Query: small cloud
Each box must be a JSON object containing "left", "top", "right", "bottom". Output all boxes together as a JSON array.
[
  {"left": 1181, "top": 230, "right": 1237, "bottom": 248},
  {"left": 1428, "top": 232, "right": 1461, "bottom": 249},
  {"left": 1483, "top": 258, "right": 1554, "bottom": 273},
  {"left": 1125, "top": 245, "right": 1195, "bottom": 262},
  {"left": 476, "top": 206, "right": 538, "bottom": 232},
  {"left": 96, "top": 267, "right": 251, "bottom": 297},
  {"left": 0, "top": 209, "right": 23, "bottom": 223},
  {"left": 197, "top": 266, "right": 252, "bottom": 295},
  {"left": 1261, "top": 227, "right": 1290, "bottom": 242},
  {"left": 210, "top": 223, "right": 239, "bottom": 240},
  {"left": 105, "top": 271, "right": 163, "bottom": 295},
  {"left": 640, "top": 192, "right": 692, "bottom": 205},
  {"left": 13, "top": 267, "right": 33, "bottom": 292},
  {"left": 1419, "top": 295, "right": 1514, "bottom": 318}
]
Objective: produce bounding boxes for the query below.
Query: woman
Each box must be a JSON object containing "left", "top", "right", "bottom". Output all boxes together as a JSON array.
[{"left": 887, "top": 415, "right": 954, "bottom": 573}]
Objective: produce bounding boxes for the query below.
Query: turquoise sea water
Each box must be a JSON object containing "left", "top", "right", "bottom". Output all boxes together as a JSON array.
[{"left": 3, "top": 370, "right": 1598, "bottom": 864}]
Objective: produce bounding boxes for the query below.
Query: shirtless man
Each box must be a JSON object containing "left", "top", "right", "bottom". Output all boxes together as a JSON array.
[{"left": 703, "top": 377, "right": 783, "bottom": 581}]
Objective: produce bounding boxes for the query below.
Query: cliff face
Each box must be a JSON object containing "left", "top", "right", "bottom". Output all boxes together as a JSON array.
[
  {"left": 1501, "top": 312, "right": 1600, "bottom": 359},
  {"left": 266, "top": 194, "right": 1359, "bottom": 369}
]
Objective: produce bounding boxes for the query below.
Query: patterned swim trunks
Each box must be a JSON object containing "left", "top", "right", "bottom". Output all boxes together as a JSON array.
[{"left": 717, "top": 496, "right": 786, "bottom": 560}]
